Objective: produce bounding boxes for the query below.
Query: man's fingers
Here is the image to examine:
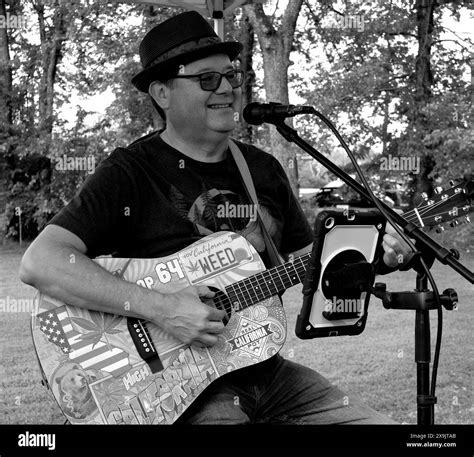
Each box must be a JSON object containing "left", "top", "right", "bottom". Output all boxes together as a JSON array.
[
  {"left": 382, "top": 241, "right": 399, "bottom": 267},
  {"left": 383, "top": 233, "right": 398, "bottom": 249},
  {"left": 383, "top": 237, "right": 414, "bottom": 267},
  {"left": 197, "top": 286, "right": 216, "bottom": 298},
  {"left": 208, "top": 306, "right": 227, "bottom": 321},
  {"left": 194, "top": 333, "right": 220, "bottom": 347},
  {"left": 386, "top": 221, "right": 415, "bottom": 244},
  {"left": 385, "top": 223, "right": 396, "bottom": 235},
  {"left": 205, "top": 320, "right": 225, "bottom": 334},
  {"left": 384, "top": 232, "right": 415, "bottom": 252},
  {"left": 382, "top": 240, "right": 396, "bottom": 256}
]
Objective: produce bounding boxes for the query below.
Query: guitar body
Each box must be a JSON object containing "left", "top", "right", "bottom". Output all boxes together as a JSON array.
[{"left": 31, "top": 231, "right": 287, "bottom": 424}]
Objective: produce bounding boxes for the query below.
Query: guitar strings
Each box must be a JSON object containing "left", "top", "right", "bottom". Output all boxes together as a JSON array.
[
  {"left": 212, "top": 256, "right": 310, "bottom": 314},
  {"left": 213, "top": 270, "right": 306, "bottom": 313},
  {"left": 214, "top": 262, "right": 309, "bottom": 313},
  {"left": 402, "top": 190, "right": 464, "bottom": 222},
  {"left": 404, "top": 200, "right": 455, "bottom": 221}
]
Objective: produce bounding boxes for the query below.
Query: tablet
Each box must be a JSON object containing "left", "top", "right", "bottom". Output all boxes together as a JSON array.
[{"left": 295, "top": 208, "right": 385, "bottom": 339}]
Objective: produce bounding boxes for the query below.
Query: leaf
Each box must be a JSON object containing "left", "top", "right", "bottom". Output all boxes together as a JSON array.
[
  {"left": 78, "top": 331, "right": 101, "bottom": 343},
  {"left": 71, "top": 316, "right": 100, "bottom": 332},
  {"left": 91, "top": 333, "right": 103, "bottom": 349},
  {"left": 103, "top": 314, "right": 123, "bottom": 330},
  {"left": 169, "top": 185, "right": 190, "bottom": 219},
  {"left": 78, "top": 331, "right": 104, "bottom": 349},
  {"left": 95, "top": 380, "right": 133, "bottom": 405},
  {"left": 105, "top": 329, "right": 122, "bottom": 335},
  {"left": 89, "top": 310, "right": 106, "bottom": 328}
]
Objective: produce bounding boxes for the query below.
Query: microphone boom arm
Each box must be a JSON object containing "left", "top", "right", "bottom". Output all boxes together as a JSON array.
[{"left": 272, "top": 119, "right": 473, "bottom": 284}]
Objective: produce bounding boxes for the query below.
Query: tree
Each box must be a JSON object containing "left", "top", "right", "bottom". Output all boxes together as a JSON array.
[
  {"left": 0, "top": 0, "right": 12, "bottom": 133},
  {"left": 0, "top": 0, "right": 12, "bottom": 238},
  {"left": 229, "top": 9, "right": 255, "bottom": 144},
  {"left": 34, "top": 0, "right": 69, "bottom": 143},
  {"left": 244, "top": 0, "right": 304, "bottom": 194},
  {"left": 1, "top": 1, "right": 148, "bottom": 240},
  {"left": 3, "top": 1, "right": 470, "bottom": 242},
  {"left": 295, "top": 0, "right": 471, "bottom": 201}
]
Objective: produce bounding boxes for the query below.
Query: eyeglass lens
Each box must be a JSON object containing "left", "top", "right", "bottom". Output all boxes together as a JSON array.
[{"left": 200, "top": 71, "right": 243, "bottom": 90}]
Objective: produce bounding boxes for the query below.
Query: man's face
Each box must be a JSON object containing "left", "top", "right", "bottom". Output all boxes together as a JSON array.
[{"left": 166, "top": 54, "right": 242, "bottom": 138}]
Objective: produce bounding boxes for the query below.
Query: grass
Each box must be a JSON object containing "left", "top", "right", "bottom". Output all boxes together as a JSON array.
[{"left": 0, "top": 241, "right": 472, "bottom": 425}]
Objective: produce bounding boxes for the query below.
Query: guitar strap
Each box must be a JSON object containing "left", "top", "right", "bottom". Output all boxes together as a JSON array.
[{"left": 228, "top": 139, "right": 283, "bottom": 268}]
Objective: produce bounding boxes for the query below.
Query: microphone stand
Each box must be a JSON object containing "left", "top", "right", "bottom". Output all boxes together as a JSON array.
[{"left": 269, "top": 117, "right": 473, "bottom": 425}]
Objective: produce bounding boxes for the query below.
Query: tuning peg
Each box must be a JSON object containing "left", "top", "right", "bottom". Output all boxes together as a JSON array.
[
  {"left": 421, "top": 192, "right": 428, "bottom": 200},
  {"left": 465, "top": 216, "right": 471, "bottom": 224},
  {"left": 435, "top": 225, "right": 445, "bottom": 233},
  {"left": 449, "top": 180, "right": 455, "bottom": 187},
  {"left": 450, "top": 219, "right": 459, "bottom": 227},
  {"left": 435, "top": 215, "right": 442, "bottom": 223},
  {"left": 434, "top": 186, "right": 444, "bottom": 194}
]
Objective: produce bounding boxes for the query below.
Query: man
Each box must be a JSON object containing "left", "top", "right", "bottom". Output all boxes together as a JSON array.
[{"left": 20, "top": 11, "right": 412, "bottom": 424}]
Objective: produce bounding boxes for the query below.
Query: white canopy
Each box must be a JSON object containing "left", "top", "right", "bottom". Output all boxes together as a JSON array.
[{"left": 106, "top": 0, "right": 267, "bottom": 38}]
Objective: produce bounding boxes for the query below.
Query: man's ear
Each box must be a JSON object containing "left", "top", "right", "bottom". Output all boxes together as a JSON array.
[{"left": 149, "top": 81, "right": 170, "bottom": 113}]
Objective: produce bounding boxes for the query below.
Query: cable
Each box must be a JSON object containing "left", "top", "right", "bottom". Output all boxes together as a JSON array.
[{"left": 308, "top": 107, "right": 443, "bottom": 405}]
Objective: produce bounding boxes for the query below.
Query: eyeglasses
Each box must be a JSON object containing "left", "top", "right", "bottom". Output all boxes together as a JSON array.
[{"left": 171, "top": 69, "right": 245, "bottom": 91}]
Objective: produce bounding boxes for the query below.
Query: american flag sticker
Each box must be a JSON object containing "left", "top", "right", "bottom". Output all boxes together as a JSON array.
[{"left": 37, "top": 306, "right": 131, "bottom": 377}]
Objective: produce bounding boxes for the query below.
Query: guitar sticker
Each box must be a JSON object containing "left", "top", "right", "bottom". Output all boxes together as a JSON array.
[
  {"left": 226, "top": 317, "right": 273, "bottom": 357},
  {"left": 89, "top": 346, "right": 218, "bottom": 424},
  {"left": 179, "top": 232, "right": 253, "bottom": 284},
  {"left": 37, "top": 306, "right": 133, "bottom": 377}
]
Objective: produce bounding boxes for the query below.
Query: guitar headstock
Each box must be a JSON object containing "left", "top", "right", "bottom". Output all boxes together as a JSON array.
[{"left": 415, "top": 180, "right": 473, "bottom": 232}]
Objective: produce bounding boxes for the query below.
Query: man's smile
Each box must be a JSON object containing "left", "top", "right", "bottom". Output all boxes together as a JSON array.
[{"left": 207, "top": 103, "right": 233, "bottom": 109}]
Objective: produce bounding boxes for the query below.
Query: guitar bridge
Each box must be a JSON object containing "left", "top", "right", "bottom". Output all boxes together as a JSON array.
[{"left": 127, "top": 318, "right": 163, "bottom": 373}]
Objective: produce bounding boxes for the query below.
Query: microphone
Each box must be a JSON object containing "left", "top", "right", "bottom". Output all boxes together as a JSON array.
[{"left": 243, "top": 102, "right": 313, "bottom": 125}]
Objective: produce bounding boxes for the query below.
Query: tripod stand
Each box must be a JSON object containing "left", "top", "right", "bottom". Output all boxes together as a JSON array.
[{"left": 371, "top": 257, "right": 458, "bottom": 424}]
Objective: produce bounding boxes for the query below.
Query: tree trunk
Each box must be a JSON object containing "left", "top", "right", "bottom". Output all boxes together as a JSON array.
[
  {"left": 381, "top": 92, "right": 390, "bottom": 155},
  {"left": 0, "top": 0, "right": 12, "bottom": 236},
  {"left": 143, "top": 5, "right": 176, "bottom": 131},
  {"left": 235, "top": 11, "right": 254, "bottom": 143},
  {"left": 34, "top": 2, "right": 68, "bottom": 145},
  {"left": 245, "top": 1, "right": 304, "bottom": 195},
  {"left": 0, "top": 0, "right": 12, "bottom": 132},
  {"left": 411, "top": 0, "right": 436, "bottom": 200},
  {"left": 414, "top": 0, "right": 435, "bottom": 111}
]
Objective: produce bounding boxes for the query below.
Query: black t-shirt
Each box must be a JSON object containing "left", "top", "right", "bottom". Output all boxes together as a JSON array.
[{"left": 49, "top": 132, "right": 314, "bottom": 263}]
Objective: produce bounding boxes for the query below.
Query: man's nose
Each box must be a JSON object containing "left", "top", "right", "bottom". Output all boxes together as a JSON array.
[{"left": 215, "top": 75, "right": 234, "bottom": 94}]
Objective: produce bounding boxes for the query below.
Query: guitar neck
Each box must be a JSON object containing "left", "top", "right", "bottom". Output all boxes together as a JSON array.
[
  {"left": 223, "top": 178, "right": 473, "bottom": 312},
  {"left": 224, "top": 253, "right": 312, "bottom": 311}
]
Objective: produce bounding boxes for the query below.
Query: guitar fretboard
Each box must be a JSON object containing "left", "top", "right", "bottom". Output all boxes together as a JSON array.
[{"left": 219, "top": 253, "right": 311, "bottom": 313}]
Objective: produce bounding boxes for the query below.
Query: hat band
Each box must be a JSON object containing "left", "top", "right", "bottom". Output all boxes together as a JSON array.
[{"left": 146, "top": 36, "right": 222, "bottom": 69}]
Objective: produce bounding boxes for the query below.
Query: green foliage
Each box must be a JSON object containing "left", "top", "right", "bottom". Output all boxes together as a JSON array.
[
  {"left": 4, "top": 151, "right": 52, "bottom": 240},
  {"left": 1, "top": 0, "right": 472, "bottom": 242},
  {"left": 293, "top": 0, "right": 472, "bottom": 194},
  {"left": 1, "top": 1, "right": 163, "bottom": 240}
]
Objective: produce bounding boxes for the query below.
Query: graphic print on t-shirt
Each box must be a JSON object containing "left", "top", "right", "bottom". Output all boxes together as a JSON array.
[{"left": 168, "top": 184, "right": 277, "bottom": 254}]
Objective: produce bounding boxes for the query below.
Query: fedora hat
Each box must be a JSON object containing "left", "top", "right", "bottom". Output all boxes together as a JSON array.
[{"left": 131, "top": 11, "right": 243, "bottom": 93}]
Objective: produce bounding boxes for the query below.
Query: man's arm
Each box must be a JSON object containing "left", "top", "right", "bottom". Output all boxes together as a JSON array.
[{"left": 19, "top": 225, "right": 225, "bottom": 346}]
